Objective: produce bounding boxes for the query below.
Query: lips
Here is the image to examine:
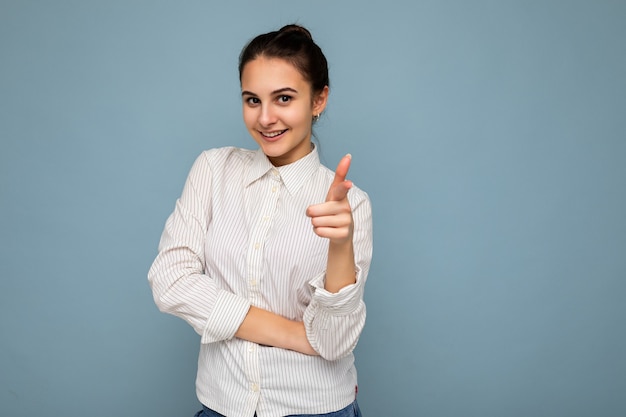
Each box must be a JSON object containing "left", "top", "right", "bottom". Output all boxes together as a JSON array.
[{"left": 260, "top": 129, "right": 288, "bottom": 141}]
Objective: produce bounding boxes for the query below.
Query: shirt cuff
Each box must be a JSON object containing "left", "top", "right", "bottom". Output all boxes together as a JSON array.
[
  {"left": 308, "top": 265, "right": 365, "bottom": 316},
  {"left": 201, "top": 290, "right": 251, "bottom": 344}
]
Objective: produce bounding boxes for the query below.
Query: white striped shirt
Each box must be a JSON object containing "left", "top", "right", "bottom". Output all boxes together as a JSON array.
[{"left": 148, "top": 146, "right": 373, "bottom": 417}]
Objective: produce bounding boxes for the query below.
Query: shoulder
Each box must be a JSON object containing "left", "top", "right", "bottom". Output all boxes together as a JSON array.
[
  {"left": 192, "top": 146, "right": 258, "bottom": 176},
  {"left": 185, "top": 147, "right": 256, "bottom": 185},
  {"left": 197, "top": 146, "right": 256, "bottom": 168}
]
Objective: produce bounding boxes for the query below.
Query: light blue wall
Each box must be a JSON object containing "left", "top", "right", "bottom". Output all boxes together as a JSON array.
[{"left": 1, "top": 1, "right": 625, "bottom": 416}]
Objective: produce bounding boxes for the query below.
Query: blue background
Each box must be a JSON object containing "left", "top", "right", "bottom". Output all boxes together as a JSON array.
[{"left": 1, "top": 1, "right": 625, "bottom": 416}]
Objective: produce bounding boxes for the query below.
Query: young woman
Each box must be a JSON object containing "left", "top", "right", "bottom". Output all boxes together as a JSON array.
[{"left": 148, "top": 24, "right": 373, "bottom": 417}]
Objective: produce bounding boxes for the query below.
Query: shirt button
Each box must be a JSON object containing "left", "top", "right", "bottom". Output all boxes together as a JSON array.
[
  {"left": 250, "top": 279, "right": 257, "bottom": 286},
  {"left": 254, "top": 242, "right": 260, "bottom": 249},
  {"left": 251, "top": 383, "right": 259, "bottom": 392},
  {"left": 271, "top": 186, "right": 277, "bottom": 193},
  {"left": 248, "top": 344, "right": 256, "bottom": 352}
]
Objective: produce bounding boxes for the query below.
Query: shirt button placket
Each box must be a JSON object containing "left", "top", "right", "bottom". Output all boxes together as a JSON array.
[{"left": 244, "top": 169, "right": 281, "bottom": 405}]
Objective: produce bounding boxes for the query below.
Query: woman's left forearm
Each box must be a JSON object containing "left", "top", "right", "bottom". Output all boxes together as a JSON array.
[{"left": 324, "top": 240, "right": 356, "bottom": 293}]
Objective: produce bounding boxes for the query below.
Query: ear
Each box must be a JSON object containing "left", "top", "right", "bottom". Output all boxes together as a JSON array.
[{"left": 312, "top": 86, "right": 329, "bottom": 116}]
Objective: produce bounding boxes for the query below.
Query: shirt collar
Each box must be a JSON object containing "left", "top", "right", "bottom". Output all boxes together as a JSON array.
[{"left": 245, "top": 146, "right": 321, "bottom": 195}]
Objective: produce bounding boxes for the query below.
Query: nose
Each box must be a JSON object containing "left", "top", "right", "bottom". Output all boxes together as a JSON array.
[{"left": 258, "top": 104, "right": 277, "bottom": 127}]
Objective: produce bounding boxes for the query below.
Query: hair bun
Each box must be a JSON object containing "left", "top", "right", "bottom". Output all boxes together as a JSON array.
[
  {"left": 279, "top": 24, "right": 313, "bottom": 40},
  {"left": 239, "top": 24, "right": 329, "bottom": 92}
]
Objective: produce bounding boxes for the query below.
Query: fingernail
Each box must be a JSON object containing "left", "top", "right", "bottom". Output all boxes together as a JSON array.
[{"left": 346, "top": 153, "right": 352, "bottom": 159}]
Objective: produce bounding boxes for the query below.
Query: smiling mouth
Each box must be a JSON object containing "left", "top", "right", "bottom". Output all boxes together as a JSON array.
[{"left": 260, "top": 129, "right": 288, "bottom": 139}]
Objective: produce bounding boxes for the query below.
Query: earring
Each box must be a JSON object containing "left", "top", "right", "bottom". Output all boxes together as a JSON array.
[{"left": 314, "top": 113, "right": 321, "bottom": 122}]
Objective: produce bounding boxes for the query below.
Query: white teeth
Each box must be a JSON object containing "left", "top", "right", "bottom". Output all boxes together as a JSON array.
[{"left": 262, "top": 130, "right": 286, "bottom": 138}]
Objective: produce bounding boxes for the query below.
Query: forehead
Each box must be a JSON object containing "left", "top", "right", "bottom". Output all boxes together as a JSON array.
[{"left": 241, "top": 57, "right": 310, "bottom": 93}]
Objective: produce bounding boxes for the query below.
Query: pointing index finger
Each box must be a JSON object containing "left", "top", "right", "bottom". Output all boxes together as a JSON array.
[
  {"left": 333, "top": 153, "right": 352, "bottom": 185},
  {"left": 326, "top": 154, "right": 353, "bottom": 202}
]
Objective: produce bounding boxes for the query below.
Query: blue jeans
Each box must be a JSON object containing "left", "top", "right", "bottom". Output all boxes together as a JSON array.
[{"left": 194, "top": 400, "right": 362, "bottom": 417}]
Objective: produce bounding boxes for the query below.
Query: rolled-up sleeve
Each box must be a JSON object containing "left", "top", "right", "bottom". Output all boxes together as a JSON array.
[
  {"left": 303, "top": 192, "right": 373, "bottom": 360},
  {"left": 147, "top": 151, "right": 250, "bottom": 344}
]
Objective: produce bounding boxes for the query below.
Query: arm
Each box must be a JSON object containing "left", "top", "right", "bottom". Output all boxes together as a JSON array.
[
  {"left": 304, "top": 155, "right": 374, "bottom": 360},
  {"left": 148, "top": 151, "right": 316, "bottom": 354},
  {"left": 236, "top": 307, "right": 317, "bottom": 355},
  {"left": 148, "top": 152, "right": 250, "bottom": 343},
  {"left": 314, "top": 154, "right": 358, "bottom": 293}
]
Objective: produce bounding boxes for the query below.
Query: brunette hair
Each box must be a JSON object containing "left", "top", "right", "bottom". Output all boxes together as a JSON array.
[{"left": 238, "top": 24, "right": 329, "bottom": 94}]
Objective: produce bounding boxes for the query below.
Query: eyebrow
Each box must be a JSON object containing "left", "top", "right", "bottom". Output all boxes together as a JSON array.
[{"left": 241, "top": 87, "right": 298, "bottom": 97}]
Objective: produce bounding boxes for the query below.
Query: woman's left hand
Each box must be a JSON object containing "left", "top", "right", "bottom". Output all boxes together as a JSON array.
[{"left": 306, "top": 154, "right": 354, "bottom": 245}]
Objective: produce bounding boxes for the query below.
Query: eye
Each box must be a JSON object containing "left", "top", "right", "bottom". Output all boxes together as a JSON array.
[
  {"left": 277, "top": 95, "right": 292, "bottom": 104},
  {"left": 245, "top": 96, "right": 260, "bottom": 106}
]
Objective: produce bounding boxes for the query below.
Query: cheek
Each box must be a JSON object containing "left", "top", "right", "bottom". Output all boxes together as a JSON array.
[{"left": 285, "top": 105, "right": 312, "bottom": 129}]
